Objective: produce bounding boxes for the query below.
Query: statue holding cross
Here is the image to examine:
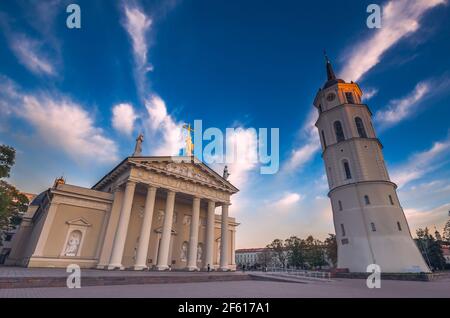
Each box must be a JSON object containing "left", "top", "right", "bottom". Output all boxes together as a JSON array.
[{"left": 183, "top": 123, "right": 194, "bottom": 156}]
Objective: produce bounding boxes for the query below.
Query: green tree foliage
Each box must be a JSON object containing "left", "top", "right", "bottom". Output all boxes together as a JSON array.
[
  {"left": 304, "top": 235, "right": 327, "bottom": 269},
  {"left": 415, "top": 227, "right": 446, "bottom": 271},
  {"left": 324, "top": 234, "right": 337, "bottom": 267},
  {"left": 285, "top": 236, "right": 306, "bottom": 268},
  {"left": 443, "top": 219, "right": 450, "bottom": 243},
  {"left": 0, "top": 145, "right": 15, "bottom": 178},
  {"left": 0, "top": 145, "right": 29, "bottom": 246},
  {"left": 266, "top": 239, "right": 287, "bottom": 267}
]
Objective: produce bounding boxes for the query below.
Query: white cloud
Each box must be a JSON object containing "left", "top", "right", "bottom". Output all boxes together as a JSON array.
[
  {"left": 284, "top": 109, "right": 320, "bottom": 172},
  {"left": 340, "top": 0, "right": 446, "bottom": 82},
  {"left": 144, "top": 95, "right": 184, "bottom": 156},
  {"left": 1, "top": 79, "right": 118, "bottom": 163},
  {"left": 374, "top": 81, "right": 430, "bottom": 129},
  {"left": 225, "top": 128, "right": 259, "bottom": 187},
  {"left": 10, "top": 34, "right": 55, "bottom": 76},
  {"left": 362, "top": 87, "right": 379, "bottom": 101},
  {"left": 391, "top": 135, "right": 450, "bottom": 187},
  {"left": 123, "top": 4, "right": 153, "bottom": 96},
  {"left": 112, "top": 103, "right": 138, "bottom": 135},
  {"left": 273, "top": 192, "right": 303, "bottom": 207}
]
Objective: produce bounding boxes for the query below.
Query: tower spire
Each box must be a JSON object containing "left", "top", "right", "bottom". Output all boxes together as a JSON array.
[{"left": 324, "top": 50, "right": 336, "bottom": 81}]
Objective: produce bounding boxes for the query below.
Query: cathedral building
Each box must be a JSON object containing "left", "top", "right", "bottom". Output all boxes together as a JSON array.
[
  {"left": 6, "top": 137, "right": 239, "bottom": 271},
  {"left": 314, "top": 55, "right": 430, "bottom": 273}
]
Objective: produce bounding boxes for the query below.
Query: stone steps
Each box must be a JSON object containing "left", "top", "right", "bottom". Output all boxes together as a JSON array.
[{"left": 0, "top": 273, "right": 252, "bottom": 289}]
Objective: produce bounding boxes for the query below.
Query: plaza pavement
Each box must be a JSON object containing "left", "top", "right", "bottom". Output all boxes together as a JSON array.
[{"left": 1, "top": 276, "right": 450, "bottom": 298}]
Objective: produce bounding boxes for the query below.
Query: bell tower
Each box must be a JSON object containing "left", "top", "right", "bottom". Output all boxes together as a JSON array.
[{"left": 314, "top": 54, "right": 429, "bottom": 273}]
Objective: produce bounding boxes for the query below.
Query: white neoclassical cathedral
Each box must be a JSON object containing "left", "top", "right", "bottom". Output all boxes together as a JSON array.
[{"left": 314, "top": 56, "right": 430, "bottom": 273}]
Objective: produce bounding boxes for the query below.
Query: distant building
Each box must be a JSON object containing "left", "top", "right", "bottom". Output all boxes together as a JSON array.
[
  {"left": 235, "top": 248, "right": 268, "bottom": 268},
  {"left": 441, "top": 243, "right": 450, "bottom": 265}
]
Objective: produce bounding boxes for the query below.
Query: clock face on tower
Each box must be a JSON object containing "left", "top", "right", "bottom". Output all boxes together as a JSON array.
[{"left": 326, "top": 92, "right": 336, "bottom": 102}]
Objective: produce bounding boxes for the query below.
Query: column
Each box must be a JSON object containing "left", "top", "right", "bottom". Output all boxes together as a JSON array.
[
  {"left": 133, "top": 185, "right": 157, "bottom": 270},
  {"left": 219, "top": 203, "right": 229, "bottom": 271},
  {"left": 108, "top": 181, "right": 136, "bottom": 269},
  {"left": 156, "top": 190, "right": 176, "bottom": 270},
  {"left": 187, "top": 197, "right": 201, "bottom": 271},
  {"left": 204, "top": 200, "right": 215, "bottom": 270}
]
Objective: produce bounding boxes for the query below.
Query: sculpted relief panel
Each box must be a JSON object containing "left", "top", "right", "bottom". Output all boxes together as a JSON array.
[{"left": 132, "top": 167, "right": 230, "bottom": 203}]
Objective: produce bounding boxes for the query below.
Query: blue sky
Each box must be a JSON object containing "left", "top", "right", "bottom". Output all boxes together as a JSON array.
[{"left": 1, "top": 0, "right": 450, "bottom": 248}]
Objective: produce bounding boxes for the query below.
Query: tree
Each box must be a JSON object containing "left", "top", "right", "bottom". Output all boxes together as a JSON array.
[
  {"left": 324, "top": 234, "right": 337, "bottom": 267},
  {"left": 285, "top": 236, "right": 306, "bottom": 269},
  {"left": 0, "top": 145, "right": 15, "bottom": 179},
  {"left": 415, "top": 227, "right": 445, "bottom": 271},
  {"left": 443, "top": 219, "right": 450, "bottom": 243},
  {"left": 266, "top": 239, "right": 287, "bottom": 267},
  {"left": 256, "top": 248, "right": 274, "bottom": 268},
  {"left": 0, "top": 145, "right": 29, "bottom": 246},
  {"left": 304, "top": 235, "right": 327, "bottom": 269}
]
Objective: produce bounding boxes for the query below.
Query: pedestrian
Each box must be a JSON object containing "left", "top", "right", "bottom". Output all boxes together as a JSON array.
[{"left": 207, "top": 263, "right": 211, "bottom": 272}]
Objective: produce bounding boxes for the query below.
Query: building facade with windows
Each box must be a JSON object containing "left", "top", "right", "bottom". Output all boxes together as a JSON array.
[
  {"left": 314, "top": 56, "right": 429, "bottom": 273},
  {"left": 6, "top": 154, "right": 239, "bottom": 271}
]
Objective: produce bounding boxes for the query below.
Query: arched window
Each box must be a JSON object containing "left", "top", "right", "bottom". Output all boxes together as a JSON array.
[
  {"left": 343, "top": 160, "right": 352, "bottom": 179},
  {"left": 370, "top": 222, "right": 376, "bottom": 232},
  {"left": 321, "top": 130, "right": 327, "bottom": 148},
  {"left": 318, "top": 104, "right": 323, "bottom": 113},
  {"left": 334, "top": 121, "right": 345, "bottom": 142},
  {"left": 345, "top": 92, "right": 355, "bottom": 104},
  {"left": 355, "top": 117, "right": 367, "bottom": 138},
  {"left": 364, "top": 195, "right": 371, "bottom": 205},
  {"left": 397, "top": 221, "right": 402, "bottom": 231},
  {"left": 338, "top": 200, "right": 343, "bottom": 211}
]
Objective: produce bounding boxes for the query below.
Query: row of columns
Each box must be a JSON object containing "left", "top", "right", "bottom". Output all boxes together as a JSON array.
[{"left": 107, "top": 181, "right": 230, "bottom": 271}]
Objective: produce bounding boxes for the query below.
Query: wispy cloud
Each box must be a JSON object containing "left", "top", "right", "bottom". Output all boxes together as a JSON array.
[
  {"left": 404, "top": 203, "right": 450, "bottom": 235},
  {"left": 375, "top": 75, "right": 450, "bottom": 129},
  {"left": 391, "top": 135, "right": 450, "bottom": 187},
  {"left": 374, "top": 81, "right": 430, "bottom": 129},
  {"left": 284, "top": 109, "right": 320, "bottom": 173},
  {"left": 0, "top": 77, "right": 118, "bottom": 163},
  {"left": 340, "top": 0, "right": 446, "bottom": 82},
  {"left": 123, "top": 3, "right": 154, "bottom": 98},
  {"left": 112, "top": 103, "right": 138, "bottom": 136},
  {"left": 362, "top": 87, "right": 379, "bottom": 101},
  {"left": 272, "top": 192, "right": 303, "bottom": 207},
  {"left": 9, "top": 33, "right": 55, "bottom": 76}
]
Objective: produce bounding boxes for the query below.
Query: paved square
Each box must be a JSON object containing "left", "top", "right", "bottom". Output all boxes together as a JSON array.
[{"left": 1, "top": 277, "right": 450, "bottom": 298}]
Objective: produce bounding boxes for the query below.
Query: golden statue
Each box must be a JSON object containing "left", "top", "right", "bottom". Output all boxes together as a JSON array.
[{"left": 183, "top": 123, "right": 194, "bottom": 156}]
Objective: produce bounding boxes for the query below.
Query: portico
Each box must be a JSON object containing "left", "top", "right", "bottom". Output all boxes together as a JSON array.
[{"left": 6, "top": 156, "right": 239, "bottom": 271}]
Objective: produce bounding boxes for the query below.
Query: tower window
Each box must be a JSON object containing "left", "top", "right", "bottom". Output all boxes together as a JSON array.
[
  {"left": 389, "top": 195, "right": 394, "bottom": 205},
  {"left": 343, "top": 160, "right": 352, "bottom": 179},
  {"left": 340, "top": 224, "right": 346, "bottom": 236},
  {"left": 334, "top": 121, "right": 345, "bottom": 142},
  {"left": 370, "top": 222, "right": 376, "bottom": 232},
  {"left": 364, "top": 195, "right": 370, "bottom": 205},
  {"left": 338, "top": 200, "right": 343, "bottom": 211},
  {"left": 321, "top": 130, "right": 327, "bottom": 148},
  {"left": 397, "top": 221, "right": 402, "bottom": 231},
  {"left": 355, "top": 117, "right": 368, "bottom": 138},
  {"left": 345, "top": 92, "right": 355, "bottom": 104},
  {"left": 318, "top": 104, "right": 323, "bottom": 113}
]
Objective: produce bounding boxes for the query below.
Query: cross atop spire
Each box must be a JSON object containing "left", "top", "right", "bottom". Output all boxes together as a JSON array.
[{"left": 324, "top": 50, "right": 336, "bottom": 81}]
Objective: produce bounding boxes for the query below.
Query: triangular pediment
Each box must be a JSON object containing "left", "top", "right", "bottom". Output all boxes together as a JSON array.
[
  {"left": 129, "top": 157, "right": 239, "bottom": 193},
  {"left": 66, "top": 217, "right": 91, "bottom": 227}
]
